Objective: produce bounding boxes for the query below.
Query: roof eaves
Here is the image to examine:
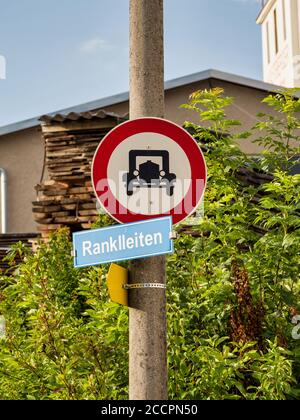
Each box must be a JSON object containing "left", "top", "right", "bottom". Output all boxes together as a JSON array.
[
  {"left": 0, "top": 116, "right": 41, "bottom": 136},
  {"left": 256, "top": 0, "right": 275, "bottom": 24},
  {"left": 164, "top": 68, "right": 282, "bottom": 93},
  {"left": 0, "top": 69, "right": 285, "bottom": 137},
  {"left": 0, "top": 91, "right": 129, "bottom": 137},
  {"left": 164, "top": 69, "right": 213, "bottom": 90},
  {"left": 39, "top": 110, "right": 127, "bottom": 124},
  {"left": 209, "top": 69, "right": 283, "bottom": 92}
]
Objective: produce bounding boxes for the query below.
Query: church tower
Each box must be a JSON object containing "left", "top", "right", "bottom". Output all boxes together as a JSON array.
[{"left": 257, "top": 0, "right": 300, "bottom": 87}]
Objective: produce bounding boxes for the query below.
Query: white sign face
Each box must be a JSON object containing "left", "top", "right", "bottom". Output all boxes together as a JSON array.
[
  {"left": 92, "top": 117, "right": 207, "bottom": 225},
  {"left": 107, "top": 133, "right": 191, "bottom": 216}
]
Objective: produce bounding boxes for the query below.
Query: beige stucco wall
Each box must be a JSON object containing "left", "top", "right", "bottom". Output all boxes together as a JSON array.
[
  {"left": 0, "top": 80, "right": 278, "bottom": 233},
  {"left": 0, "top": 126, "right": 44, "bottom": 233},
  {"left": 107, "top": 80, "right": 274, "bottom": 154}
]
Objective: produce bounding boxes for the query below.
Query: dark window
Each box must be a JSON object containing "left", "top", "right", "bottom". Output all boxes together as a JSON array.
[
  {"left": 289, "top": 156, "right": 300, "bottom": 175},
  {"left": 274, "top": 9, "right": 279, "bottom": 54}
]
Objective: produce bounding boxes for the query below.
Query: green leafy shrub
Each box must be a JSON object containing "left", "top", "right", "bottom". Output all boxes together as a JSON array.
[
  {"left": 0, "top": 88, "right": 299, "bottom": 400},
  {"left": 0, "top": 230, "right": 128, "bottom": 400}
]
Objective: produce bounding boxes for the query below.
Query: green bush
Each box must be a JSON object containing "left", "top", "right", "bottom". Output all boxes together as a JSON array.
[{"left": 0, "top": 88, "right": 299, "bottom": 400}]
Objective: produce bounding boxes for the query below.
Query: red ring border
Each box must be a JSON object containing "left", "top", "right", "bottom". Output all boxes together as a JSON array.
[{"left": 92, "top": 118, "right": 207, "bottom": 225}]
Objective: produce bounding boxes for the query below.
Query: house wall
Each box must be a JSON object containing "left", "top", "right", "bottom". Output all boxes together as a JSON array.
[
  {"left": 0, "top": 126, "right": 44, "bottom": 233},
  {"left": 258, "top": 0, "right": 300, "bottom": 88},
  {"left": 106, "top": 80, "right": 274, "bottom": 154},
  {"left": 0, "top": 81, "right": 278, "bottom": 233}
]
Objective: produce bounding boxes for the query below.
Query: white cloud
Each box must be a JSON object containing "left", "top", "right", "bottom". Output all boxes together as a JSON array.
[{"left": 79, "top": 37, "right": 114, "bottom": 54}]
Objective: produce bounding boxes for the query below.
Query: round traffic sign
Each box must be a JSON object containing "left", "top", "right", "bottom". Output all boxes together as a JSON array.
[{"left": 92, "top": 118, "right": 206, "bottom": 225}]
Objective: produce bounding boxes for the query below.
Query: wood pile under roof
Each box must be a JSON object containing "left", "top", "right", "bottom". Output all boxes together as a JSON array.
[{"left": 32, "top": 111, "right": 126, "bottom": 239}]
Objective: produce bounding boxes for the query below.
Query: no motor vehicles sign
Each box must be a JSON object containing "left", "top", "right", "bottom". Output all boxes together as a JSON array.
[{"left": 92, "top": 118, "right": 207, "bottom": 225}]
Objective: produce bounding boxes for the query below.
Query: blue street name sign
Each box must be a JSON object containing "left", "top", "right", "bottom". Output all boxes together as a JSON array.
[{"left": 73, "top": 216, "right": 174, "bottom": 268}]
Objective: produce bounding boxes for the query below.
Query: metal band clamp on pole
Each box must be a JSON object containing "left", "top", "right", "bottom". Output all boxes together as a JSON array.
[{"left": 124, "top": 283, "right": 166, "bottom": 290}]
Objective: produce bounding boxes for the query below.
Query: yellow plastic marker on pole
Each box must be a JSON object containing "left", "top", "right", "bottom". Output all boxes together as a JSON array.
[{"left": 107, "top": 264, "right": 129, "bottom": 306}]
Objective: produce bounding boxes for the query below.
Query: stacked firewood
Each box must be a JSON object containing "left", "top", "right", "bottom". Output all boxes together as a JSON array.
[
  {"left": 32, "top": 111, "right": 124, "bottom": 239},
  {"left": 33, "top": 180, "right": 98, "bottom": 233}
]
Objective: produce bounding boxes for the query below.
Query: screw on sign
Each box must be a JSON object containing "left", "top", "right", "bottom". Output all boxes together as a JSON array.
[{"left": 92, "top": 117, "right": 207, "bottom": 225}]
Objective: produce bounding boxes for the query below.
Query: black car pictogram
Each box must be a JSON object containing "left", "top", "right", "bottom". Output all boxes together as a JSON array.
[{"left": 123, "top": 150, "right": 177, "bottom": 196}]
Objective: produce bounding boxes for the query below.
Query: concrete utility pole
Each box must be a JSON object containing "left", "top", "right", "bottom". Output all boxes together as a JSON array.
[{"left": 129, "top": 0, "right": 167, "bottom": 400}]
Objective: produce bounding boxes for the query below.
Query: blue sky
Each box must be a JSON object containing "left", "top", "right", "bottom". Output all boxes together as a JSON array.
[{"left": 0, "top": 0, "right": 262, "bottom": 127}]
